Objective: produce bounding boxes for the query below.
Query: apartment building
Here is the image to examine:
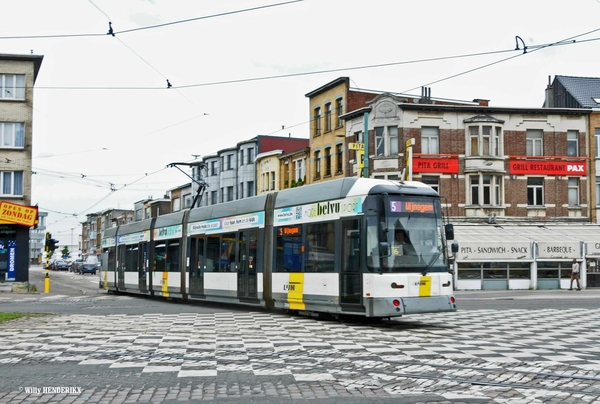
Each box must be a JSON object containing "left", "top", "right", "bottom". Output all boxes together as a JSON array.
[
  {"left": 197, "top": 135, "right": 309, "bottom": 206},
  {"left": 0, "top": 53, "right": 43, "bottom": 282}
]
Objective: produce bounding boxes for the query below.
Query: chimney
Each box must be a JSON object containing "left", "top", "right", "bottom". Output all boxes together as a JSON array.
[
  {"left": 544, "top": 75, "right": 554, "bottom": 108},
  {"left": 473, "top": 99, "right": 489, "bottom": 106},
  {"left": 419, "top": 86, "right": 432, "bottom": 104}
]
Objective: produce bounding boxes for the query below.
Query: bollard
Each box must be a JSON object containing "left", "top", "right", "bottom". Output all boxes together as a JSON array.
[{"left": 44, "top": 269, "right": 50, "bottom": 293}]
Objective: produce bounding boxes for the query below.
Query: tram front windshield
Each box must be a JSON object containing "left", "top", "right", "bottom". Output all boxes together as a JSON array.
[{"left": 367, "top": 196, "right": 446, "bottom": 272}]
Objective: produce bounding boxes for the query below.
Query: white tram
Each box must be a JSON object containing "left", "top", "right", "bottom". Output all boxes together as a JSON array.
[{"left": 100, "top": 178, "right": 457, "bottom": 318}]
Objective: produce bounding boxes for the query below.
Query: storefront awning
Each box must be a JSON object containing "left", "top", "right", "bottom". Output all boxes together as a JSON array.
[
  {"left": 454, "top": 226, "right": 532, "bottom": 261},
  {"left": 542, "top": 225, "right": 600, "bottom": 257}
]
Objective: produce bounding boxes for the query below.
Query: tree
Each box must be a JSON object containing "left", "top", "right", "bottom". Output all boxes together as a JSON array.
[{"left": 61, "top": 246, "right": 71, "bottom": 260}]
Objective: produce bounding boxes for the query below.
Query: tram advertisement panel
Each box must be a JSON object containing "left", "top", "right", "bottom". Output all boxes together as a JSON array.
[
  {"left": 274, "top": 196, "right": 364, "bottom": 225},
  {"left": 153, "top": 224, "right": 182, "bottom": 240},
  {"left": 188, "top": 212, "right": 265, "bottom": 236},
  {"left": 118, "top": 231, "right": 151, "bottom": 245},
  {"left": 102, "top": 237, "right": 116, "bottom": 248}
]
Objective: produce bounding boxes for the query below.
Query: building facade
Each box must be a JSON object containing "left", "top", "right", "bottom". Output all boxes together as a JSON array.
[
  {"left": 544, "top": 75, "right": 600, "bottom": 223},
  {"left": 197, "top": 135, "right": 309, "bottom": 206},
  {"left": 305, "top": 77, "right": 377, "bottom": 184},
  {"left": 0, "top": 53, "right": 43, "bottom": 282},
  {"left": 342, "top": 91, "right": 593, "bottom": 290}
]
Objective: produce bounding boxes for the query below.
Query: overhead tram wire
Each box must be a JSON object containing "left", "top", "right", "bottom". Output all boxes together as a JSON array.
[
  {"left": 88, "top": 0, "right": 196, "bottom": 106},
  {"left": 39, "top": 165, "right": 171, "bottom": 220},
  {"left": 28, "top": 34, "right": 600, "bottom": 92},
  {"left": 0, "top": 0, "right": 304, "bottom": 40},
  {"left": 400, "top": 27, "right": 600, "bottom": 94}
]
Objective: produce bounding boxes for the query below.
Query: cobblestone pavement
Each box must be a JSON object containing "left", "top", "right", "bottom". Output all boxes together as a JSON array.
[{"left": 0, "top": 295, "right": 599, "bottom": 403}]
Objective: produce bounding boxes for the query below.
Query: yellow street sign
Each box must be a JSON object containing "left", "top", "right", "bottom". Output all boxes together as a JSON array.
[
  {"left": 358, "top": 150, "right": 364, "bottom": 176},
  {"left": 349, "top": 142, "right": 364, "bottom": 150}
]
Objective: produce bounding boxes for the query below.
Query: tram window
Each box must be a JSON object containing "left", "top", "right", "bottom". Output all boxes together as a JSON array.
[
  {"left": 192, "top": 237, "right": 205, "bottom": 273},
  {"left": 166, "top": 242, "right": 180, "bottom": 272},
  {"left": 342, "top": 219, "right": 360, "bottom": 273},
  {"left": 206, "top": 235, "right": 220, "bottom": 272},
  {"left": 366, "top": 216, "right": 381, "bottom": 271},
  {"left": 126, "top": 246, "right": 138, "bottom": 272},
  {"left": 305, "top": 222, "right": 335, "bottom": 273},
  {"left": 220, "top": 233, "right": 236, "bottom": 272},
  {"left": 275, "top": 226, "right": 302, "bottom": 272},
  {"left": 154, "top": 244, "right": 166, "bottom": 271}
]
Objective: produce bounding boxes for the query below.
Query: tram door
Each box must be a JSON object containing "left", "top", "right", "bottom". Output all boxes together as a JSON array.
[
  {"left": 117, "top": 245, "right": 126, "bottom": 290},
  {"left": 189, "top": 237, "right": 204, "bottom": 296},
  {"left": 139, "top": 243, "right": 148, "bottom": 293},
  {"left": 340, "top": 219, "right": 362, "bottom": 308},
  {"left": 238, "top": 229, "right": 258, "bottom": 299}
]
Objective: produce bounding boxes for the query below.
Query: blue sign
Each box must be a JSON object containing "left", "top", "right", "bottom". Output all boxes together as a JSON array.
[{"left": 7, "top": 240, "right": 16, "bottom": 281}]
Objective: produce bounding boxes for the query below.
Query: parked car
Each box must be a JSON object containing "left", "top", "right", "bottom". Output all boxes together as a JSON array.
[
  {"left": 52, "top": 260, "right": 70, "bottom": 271},
  {"left": 79, "top": 263, "right": 97, "bottom": 275},
  {"left": 70, "top": 260, "right": 83, "bottom": 273}
]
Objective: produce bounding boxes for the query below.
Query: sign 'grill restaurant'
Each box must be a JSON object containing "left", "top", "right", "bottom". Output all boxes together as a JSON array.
[{"left": 509, "top": 159, "right": 586, "bottom": 175}]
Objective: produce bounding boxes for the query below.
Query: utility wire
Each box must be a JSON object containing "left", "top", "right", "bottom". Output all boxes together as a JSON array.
[
  {"left": 0, "top": 0, "right": 304, "bottom": 40},
  {"left": 30, "top": 35, "right": 600, "bottom": 91},
  {"left": 400, "top": 28, "right": 600, "bottom": 94}
]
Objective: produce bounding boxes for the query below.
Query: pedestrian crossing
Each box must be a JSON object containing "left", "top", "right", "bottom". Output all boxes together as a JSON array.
[{"left": 0, "top": 308, "right": 599, "bottom": 402}]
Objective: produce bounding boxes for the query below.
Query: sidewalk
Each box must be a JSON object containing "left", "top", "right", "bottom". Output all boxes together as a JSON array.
[{"left": 455, "top": 287, "right": 600, "bottom": 300}]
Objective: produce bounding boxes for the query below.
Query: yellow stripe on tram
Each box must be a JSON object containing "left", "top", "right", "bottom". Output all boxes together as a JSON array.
[
  {"left": 288, "top": 272, "right": 305, "bottom": 310},
  {"left": 162, "top": 271, "right": 169, "bottom": 297},
  {"left": 419, "top": 276, "right": 432, "bottom": 297},
  {"left": 103, "top": 271, "right": 108, "bottom": 290}
]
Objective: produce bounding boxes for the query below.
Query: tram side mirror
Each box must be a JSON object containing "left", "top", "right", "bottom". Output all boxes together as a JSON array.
[
  {"left": 445, "top": 224, "right": 455, "bottom": 240},
  {"left": 451, "top": 241, "right": 459, "bottom": 253},
  {"left": 379, "top": 242, "right": 390, "bottom": 257}
]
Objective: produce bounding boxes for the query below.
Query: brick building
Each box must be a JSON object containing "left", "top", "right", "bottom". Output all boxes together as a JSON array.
[{"left": 342, "top": 90, "right": 593, "bottom": 290}]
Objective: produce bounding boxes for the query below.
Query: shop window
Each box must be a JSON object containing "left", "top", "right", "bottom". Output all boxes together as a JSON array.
[
  {"left": 457, "top": 262, "right": 482, "bottom": 279},
  {"left": 508, "top": 262, "right": 531, "bottom": 279}
]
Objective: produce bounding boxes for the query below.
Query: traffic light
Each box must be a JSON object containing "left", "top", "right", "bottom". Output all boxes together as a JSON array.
[{"left": 45, "top": 233, "right": 58, "bottom": 252}]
